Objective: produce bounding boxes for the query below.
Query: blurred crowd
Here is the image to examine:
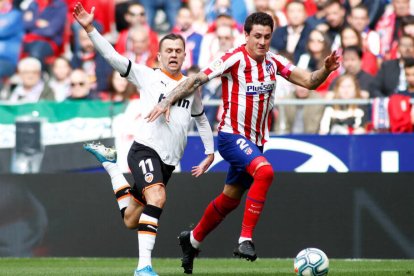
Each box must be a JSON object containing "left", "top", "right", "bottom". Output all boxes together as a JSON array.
[{"left": 0, "top": 0, "right": 413, "bottom": 135}]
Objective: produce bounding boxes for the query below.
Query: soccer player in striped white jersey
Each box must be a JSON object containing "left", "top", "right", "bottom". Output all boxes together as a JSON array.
[
  {"left": 73, "top": 3, "right": 214, "bottom": 276},
  {"left": 147, "top": 12, "right": 340, "bottom": 274}
]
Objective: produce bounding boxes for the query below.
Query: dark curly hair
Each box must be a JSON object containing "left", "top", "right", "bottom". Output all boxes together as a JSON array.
[{"left": 244, "top": 12, "right": 274, "bottom": 34}]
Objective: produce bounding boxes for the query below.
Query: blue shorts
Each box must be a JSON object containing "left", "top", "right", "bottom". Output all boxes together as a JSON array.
[{"left": 218, "top": 131, "right": 264, "bottom": 188}]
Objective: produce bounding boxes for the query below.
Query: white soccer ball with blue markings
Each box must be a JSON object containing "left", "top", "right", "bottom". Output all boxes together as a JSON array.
[{"left": 294, "top": 248, "right": 329, "bottom": 276}]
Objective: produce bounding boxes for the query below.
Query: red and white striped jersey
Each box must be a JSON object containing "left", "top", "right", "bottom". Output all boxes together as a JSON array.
[{"left": 202, "top": 44, "right": 296, "bottom": 146}]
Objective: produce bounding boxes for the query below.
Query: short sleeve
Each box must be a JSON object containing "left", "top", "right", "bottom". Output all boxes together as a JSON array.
[
  {"left": 271, "top": 53, "right": 296, "bottom": 80},
  {"left": 201, "top": 48, "right": 241, "bottom": 80}
]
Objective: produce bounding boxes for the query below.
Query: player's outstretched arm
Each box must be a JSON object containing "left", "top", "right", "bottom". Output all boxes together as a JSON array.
[
  {"left": 192, "top": 154, "right": 215, "bottom": 177},
  {"left": 73, "top": 2, "right": 130, "bottom": 76},
  {"left": 289, "top": 51, "right": 340, "bottom": 90},
  {"left": 145, "top": 72, "right": 209, "bottom": 122}
]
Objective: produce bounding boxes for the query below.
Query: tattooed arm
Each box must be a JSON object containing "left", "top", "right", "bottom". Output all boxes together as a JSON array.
[
  {"left": 289, "top": 51, "right": 340, "bottom": 90},
  {"left": 146, "top": 71, "right": 209, "bottom": 122}
]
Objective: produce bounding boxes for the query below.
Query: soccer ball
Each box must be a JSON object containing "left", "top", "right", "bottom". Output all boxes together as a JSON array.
[{"left": 294, "top": 248, "right": 329, "bottom": 276}]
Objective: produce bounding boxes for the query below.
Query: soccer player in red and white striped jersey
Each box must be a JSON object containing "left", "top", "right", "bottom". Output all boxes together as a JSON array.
[
  {"left": 147, "top": 12, "right": 340, "bottom": 274},
  {"left": 203, "top": 43, "right": 294, "bottom": 146}
]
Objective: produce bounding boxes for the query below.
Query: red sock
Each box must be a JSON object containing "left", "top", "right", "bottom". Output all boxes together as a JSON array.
[
  {"left": 193, "top": 193, "right": 240, "bottom": 242},
  {"left": 240, "top": 161, "right": 274, "bottom": 239}
]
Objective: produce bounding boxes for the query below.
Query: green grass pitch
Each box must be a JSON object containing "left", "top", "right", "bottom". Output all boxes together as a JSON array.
[{"left": 0, "top": 258, "right": 413, "bottom": 275}]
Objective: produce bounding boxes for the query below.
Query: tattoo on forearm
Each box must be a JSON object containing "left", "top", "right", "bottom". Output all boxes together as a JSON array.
[
  {"left": 165, "top": 74, "right": 207, "bottom": 104},
  {"left": 310, "top": 68, "right": 330, "bottom": 89}
]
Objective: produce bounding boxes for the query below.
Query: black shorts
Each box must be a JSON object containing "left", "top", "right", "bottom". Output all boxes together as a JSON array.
[{"left": 127, "top": 141, "right": 175, "bottom": 205}]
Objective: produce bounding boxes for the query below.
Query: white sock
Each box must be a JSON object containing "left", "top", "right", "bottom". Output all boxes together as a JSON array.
[
  {"left": 190, "top": 231, "right": 201, "bottom": 249},
  {"left": 137, "top": 233, "right": 155, "bottom": 270},
  {"left": 238, "top": 236, "right": 252, "bottom": 244},
  {"left": 103, "top": 162, "right": 130, "bottom": 211},
  {"left": 137, "top": 212, "right": 159, "bottom": 270}
]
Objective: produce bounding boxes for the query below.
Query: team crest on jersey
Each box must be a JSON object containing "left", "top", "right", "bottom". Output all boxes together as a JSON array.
[
  {"left": 244, "top": 147, "right": 253, "bottom": 155},
  {"left": 265, "top": 62, "right": 275, "bottom": 75},
  {"left": 144, "top": 173, "right": 154, "bottom": 183}
]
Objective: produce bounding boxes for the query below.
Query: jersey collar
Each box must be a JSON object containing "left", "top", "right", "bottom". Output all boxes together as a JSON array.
[{"left": 161, "top": 69, "right": 184, "bottom": 81}]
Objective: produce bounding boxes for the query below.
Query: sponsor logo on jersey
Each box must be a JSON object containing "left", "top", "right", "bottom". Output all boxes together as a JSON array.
[
  {"left": 246, "top": 82, "right": 275, "bottom": 95},
  {"left": 144, "top": 172, "right": 154, "bottom": 183},
  {"left": 159, "top": 94, "right": 190, "bottom": 109}
]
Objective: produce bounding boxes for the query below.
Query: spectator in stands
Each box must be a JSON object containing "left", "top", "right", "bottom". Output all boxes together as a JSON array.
[
  {"left": 71, "top": 27, "right": 112, "bottom": 93},
  {"left": 67, "top": 68, "right": 93, "bottom": 100},
  {"left": 370, "top": 35, "right": 414, "bottom": 97},
  {"left": 48, "top": 56, "right": 72, "bottom": 102},
  {"left": 253, "top": 0, "right": 269, "bottom": 13},
  {"left": 22, "top": 0, "right": 67, "bottom": 70},
  {"left": 188, "top": 0, "right": 209, "bottom": 34},
  {"left": 306, "top": 0, "right": 327, "bottom": 28},
  {"left": 297, "top": 29, "right": 338, "bottom": 95},
  {"left": 339, "top": 26, "right": 378, "bottom": 76},
  {"left": 274, "top": 85, "right": 325, "bottom": 134},
  {"left": 114, "top": 0, "right": 131, "bottom": 32},
  {"left": 206, "top": 0, "right": 229, "bottom": 23},
  {"left": 347, "top": 4, "right": 381, "bottom": 70},
  {"left": 139, "top": 0, "right": 181, "bottom": 32},
  {"left": 321, "top": 0, "right": 346, "bottom": 50},
  {"left": 402, "top": 15, "right": 414, "bottom": 36},
  {"left": 206, "top": 11, "right": 243, "bottom": 35},
  {"left": 199, "top": 25, "right": 236, "bottom": 127},
  {"left": 319, "top": 74, "right": 366, "bottom": 134},
  {"left": 401, "top": 58, "right": 414, "bottom": 126},
  {"left": 0, "top": 0, "right": 23, "bottom": 89},
  {"left": 388, "top": 15, "right": 414, "bottom": 60},
  {"left": 263, "top": 7, "right": 280, "bottom": 31},
  {"left": 230, "top": 0, "right": 248, "bottom": 25},
  {"left": 268, "top": 0, "right": 288, "bottom": 27},
  {"left": 344, "top": 0, "right": 386, "bottom": 30},
  {"left": 206, "top": 0, "right": 247, "bottom": 25},
  {"left": 8, "top": 57, "right": 55, "bottom": 103},
  {"left": 172, "top": 6, "right": 203, "bottom": 71},
  {"left": 99, "top": 70, "right": 139, "bottom": 102},
  {"left": 199, "top": 23, "right": 238, "bottom": 68},
  {"left": 376, "top": 0, "right": 411, "bottom": 60},
  {"left": 271, "top": 0, "right": 312, "bottom": 63},
  {"left": 330, "top": 46, "right": 374, "bottom": 99},
  {"left": 115, "top": 2, "right": 158, "bottom": 62},
  {"left": 299, "top": 0, "right": 320, "bottom": 16},
  {"left": 400, "top": 57, "right": 414, "bottom": 98},
  {"left": 123, "top": 26, "right": 158, "bottom": 68}
]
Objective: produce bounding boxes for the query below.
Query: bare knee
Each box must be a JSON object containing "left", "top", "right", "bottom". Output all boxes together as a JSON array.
[
  {"left": 124, "top": 216, "right": 139, "bottom": 229},
  {"left": 123, "top": 201, "right": 144, "bottom": 229},
  {"left": 144, "top": 184, "right": 166, "bottom": 208}
]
